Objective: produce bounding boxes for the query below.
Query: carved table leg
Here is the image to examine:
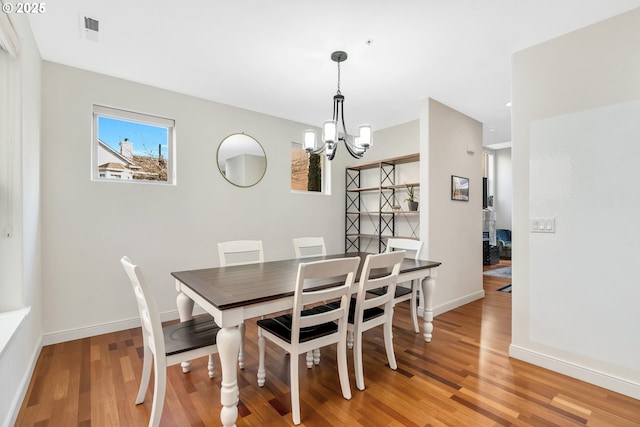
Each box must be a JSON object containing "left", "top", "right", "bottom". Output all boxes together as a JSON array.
[
  {"left": 421, "top": 276, "right": 436, "bottom": 342},
  {"left": 218, "top": 326, "right": 241, "bottom": 427},
  {"left": 177, "top": 291, "right": 195, "bottom": 372}
]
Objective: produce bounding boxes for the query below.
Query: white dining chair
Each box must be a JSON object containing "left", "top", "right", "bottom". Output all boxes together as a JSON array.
[
  {"left": 293, "top": 236, "right": 328, "bottom": 365},
  {"left": 217, "top": 239, "right": 264, "bottom": 369},
  {"left": 217, "top": 240, "right": 264, "bottom": 266},
  {"left": 368, "top": 238, "right": 424, "bottom": 333},
  {"left": 292, "top": 236, "right": 327, "bottom": 258},
  {"left": 256, "top": 256, "right": 359, "bottom": 425},
  {"left": 121, "top": 256, "right": 220, "bottom": 427},
  {"left": 346, "top": 251, "right": 405, "bottom": 390}
]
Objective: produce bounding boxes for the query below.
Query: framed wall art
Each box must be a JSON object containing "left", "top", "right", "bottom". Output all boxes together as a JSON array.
[{"left": 451, "top": 175, "right": 469, "bottom": 201}]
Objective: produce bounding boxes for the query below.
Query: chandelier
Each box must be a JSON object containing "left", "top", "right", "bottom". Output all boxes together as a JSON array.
[{"left": 303, "top": 51, "right": 372, "bottom": 160}]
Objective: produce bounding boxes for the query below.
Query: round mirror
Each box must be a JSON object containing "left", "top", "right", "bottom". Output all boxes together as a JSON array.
[{"left": 217, "top": 133, "right": 267, "bottom": 187}]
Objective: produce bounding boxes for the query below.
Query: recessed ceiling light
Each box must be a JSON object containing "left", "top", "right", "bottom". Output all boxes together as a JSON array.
[{"left": 505, "top": 101, "right": 512, "bottom": 107}]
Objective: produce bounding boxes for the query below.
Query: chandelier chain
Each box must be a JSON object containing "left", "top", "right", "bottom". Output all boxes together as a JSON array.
[{"left": 336, "top": 61, "right": 342, "bottom": 95}]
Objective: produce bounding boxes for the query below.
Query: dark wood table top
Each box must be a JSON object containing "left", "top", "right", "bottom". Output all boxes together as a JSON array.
[{"left": 172, "top": 252, "right": 441, "bottom": 311}]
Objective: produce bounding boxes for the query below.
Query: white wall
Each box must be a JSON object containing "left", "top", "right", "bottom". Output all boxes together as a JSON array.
[
  {"left": 494, "top": 148, "right": 512, "bottom": 230},
  {"left": 511, "top": 7, "right": 640, "bottom": 398},
  {"left": 422, "top": 98, "right": 484, "bottom": 313},
  {"left": 365, "top": 120, "right": 419, "bottom": 160},
  {"left": 40, "top": 61, "right": 356, "bottom": 342},
  {"left": 0, "top": 13, "right": 42, "bottom": 427}
]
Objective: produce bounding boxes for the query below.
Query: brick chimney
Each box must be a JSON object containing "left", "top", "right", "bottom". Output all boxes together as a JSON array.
[{"left": 120, "top": 138, "right": 133, "bottom": 161}]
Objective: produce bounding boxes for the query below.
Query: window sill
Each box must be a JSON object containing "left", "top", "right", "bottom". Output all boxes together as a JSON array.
[{"left": 0, "top": 307, "right": 31, "bottom": 358}]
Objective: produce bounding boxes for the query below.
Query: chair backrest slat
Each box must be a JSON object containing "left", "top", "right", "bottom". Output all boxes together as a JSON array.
[
  {"left": 217, "top": 240, "right": 264, "bottom": 266},
  {"left": 386, "top": 238, "right": 423, "bottom": 260},
  {"left": 292, "top": 237, "right": 327, "bottom": 259}
]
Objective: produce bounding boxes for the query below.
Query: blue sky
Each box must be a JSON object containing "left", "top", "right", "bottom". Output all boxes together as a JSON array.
[{"left": 98, "top": 116, "right": 168, "bottom": 158}]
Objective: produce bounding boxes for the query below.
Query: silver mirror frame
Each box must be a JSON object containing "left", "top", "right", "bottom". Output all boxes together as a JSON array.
[{"left": 216, "top": 133, "right": 267, "bottom": 188}]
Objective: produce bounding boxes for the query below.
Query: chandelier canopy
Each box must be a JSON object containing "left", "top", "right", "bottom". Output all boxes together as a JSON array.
[{"left": 303, "top": 51, "right": 372, "bottom": 160}]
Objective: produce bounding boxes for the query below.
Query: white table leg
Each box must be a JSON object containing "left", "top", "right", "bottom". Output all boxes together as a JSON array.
[
  {"left": 177, "top": 291, "right": 195, "bottom": 372},
  {"left": 176, "top": 291, "right": 195, "bottom": 321},
  {"left": 421, "top": 275, "right": 436, "bottom": 342},
  {"left": 218, "top": 326, "right": 241, "bottom": 427}
]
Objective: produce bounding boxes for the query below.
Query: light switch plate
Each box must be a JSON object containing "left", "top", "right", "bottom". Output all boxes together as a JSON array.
[{"left": 531, "top": 218, "right": 555, "bottom": 233}]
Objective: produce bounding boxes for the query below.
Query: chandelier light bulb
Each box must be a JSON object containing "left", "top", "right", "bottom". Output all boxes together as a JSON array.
[
  {"left": 303, "top": 129, "right": 316, "bottom": 152},
  {"left": 323, "top": 120, "right": 338, "bottom": 144}
]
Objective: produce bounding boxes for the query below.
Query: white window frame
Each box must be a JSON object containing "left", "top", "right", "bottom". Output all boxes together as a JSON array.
[
  {"left": 92, "top": 105, "right": 176, "bottom": 184},
  {"left": 290, "top": 142, "right": 331, "bottom": 195}
]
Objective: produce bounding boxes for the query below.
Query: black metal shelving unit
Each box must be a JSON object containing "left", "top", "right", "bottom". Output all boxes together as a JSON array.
[{"left": 345, "top": 154, "right": 420, "bottom": 254}]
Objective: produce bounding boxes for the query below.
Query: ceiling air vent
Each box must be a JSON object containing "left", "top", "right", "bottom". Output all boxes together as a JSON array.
[
  {"left": 79, "top": 14, "right": 99, "bottom": 41},
  {"left": 84, "top": 17, "right": 99, "bottom": 32}
]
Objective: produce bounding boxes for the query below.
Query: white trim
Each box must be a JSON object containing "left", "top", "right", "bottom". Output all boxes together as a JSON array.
[
  {"left": 509, "top": 344, "right": 640, "bottom": 400},
  {"left": 4, "top": 333, "right": 41, "bottom": 427},
  {"left": 0, "top": 7, "right": 21, "bottom": 57},
  {"left": 423, "top": 290, "right": 485, "bottom": 317},
  {"left": 93, "top": 104, "right": 174, "bottom": 128},
  {"left": 0, "top": 307, "right": 30, "bottom": 358},
  {"left": 41, "top": 306, "right": 208, "bottom": 346}
]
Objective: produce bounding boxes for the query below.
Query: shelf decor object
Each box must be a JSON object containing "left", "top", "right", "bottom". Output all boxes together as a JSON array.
[
  {"left": 451, "top": 175, "right": 469, "bottom": 201},
  {"left": 406, "top": 184, "right": 418, "bottom": 211},
  {"left": 303, "top": 51, "right": 372, "bottom": 160}
]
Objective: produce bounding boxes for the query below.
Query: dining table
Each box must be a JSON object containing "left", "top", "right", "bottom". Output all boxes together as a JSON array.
[{"left": 172, "top": 252, "right": 441, "bottom": 427}]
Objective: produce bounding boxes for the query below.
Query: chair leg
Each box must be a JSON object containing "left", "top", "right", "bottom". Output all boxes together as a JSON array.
[
  {"left": 347, "top": 330, "right": 354, "bottom": 349},
  {"left": 410, "top": 280, "right": 420, "bottom": 333},
  {"left": 257, "top": 328, "right": 266, "bottom": 387},
  {"left": 136, "top": 345, "right": 152, "bottom": 404},
  {"left": 290, "top": 353, "right": 301, "bottom": 425},
  {"left": 353, "top": 330, "right": 365, "bottom": 391},
  {"left": 149, "top": 356, "right": 167, "bottom": 427},
  {"left": 238, "top": 322, "right": 246, "bottom": 369},
  {"left": 337, "top": 334, "right": 352, "bottom": 400},
  {"left": 207, "top": 354, "right": 216, "bottom": 378},
  {"left": 384, "top": 316, "right": 398, "bottom": 371},
  {"left": 312, "top": 348, "right": 321, "bottom": 365},
  {"left": 305, "top": 351, "right": 313, "bottom": 368},
  {"left": 180, "top": 360, "right": 192, "bottom": 373}
]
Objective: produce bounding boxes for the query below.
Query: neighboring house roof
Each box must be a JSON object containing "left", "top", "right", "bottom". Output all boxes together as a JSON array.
[
  {"left": 99, "top": 162, "right": 126, "bottom": 170},
  {"left": 97, "top": 139, "right": 166, "bottom": 181},
  {"left": 98, "top": 140, "right": 135, "bottom": 167}
]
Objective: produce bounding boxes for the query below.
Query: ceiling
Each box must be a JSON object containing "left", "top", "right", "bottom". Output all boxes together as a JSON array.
[{"left": 28, "top": 1, "right": 640, "bottom": 147}]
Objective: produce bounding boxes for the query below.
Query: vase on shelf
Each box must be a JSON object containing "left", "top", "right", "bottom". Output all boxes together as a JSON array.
[{"left": 408, "top": 201, "right": 418, "bottom": 211}]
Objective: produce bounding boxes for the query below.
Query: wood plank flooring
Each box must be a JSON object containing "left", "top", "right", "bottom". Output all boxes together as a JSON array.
[{"left": 15, "top": 259, "right": 640, "bottom": 426}]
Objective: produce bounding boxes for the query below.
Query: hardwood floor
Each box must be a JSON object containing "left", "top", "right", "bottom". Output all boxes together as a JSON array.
[{"left": 16, "top": 260, "right": 640, "bottom": 426}]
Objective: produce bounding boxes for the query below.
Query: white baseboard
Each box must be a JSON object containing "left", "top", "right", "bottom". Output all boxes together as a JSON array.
[
  {"left": 5, "top": 334, "right": 42, "bottom": 427},
  {"left": 417, "top": 290, "right": 485, "bottom": 317},
  {"left": 509, "top": 344, "right": 640, "bottom": 400},
  {"left": 44, "top": 291, "right": 486, "bottom": 346},
  {"left": 42, "top": 307, "right": 208, "bottom": 346}
]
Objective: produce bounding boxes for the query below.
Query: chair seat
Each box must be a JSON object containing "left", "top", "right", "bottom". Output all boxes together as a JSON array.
[
  {"left": 257, "top": 304, "right": 339, "bottom": 343},
  {"left": 164, "top": 315, "right": 220, "bottom": 357},
  {"left": 326, "top": 299, "right": 384, "bottom": 324},
  {"left": 368, "top": 285, "right": 412, "bottom": 299}
]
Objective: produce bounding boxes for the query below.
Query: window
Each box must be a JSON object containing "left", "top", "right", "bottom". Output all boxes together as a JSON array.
[
  {"left": 92, "top": 105, "right": 175, "bottom": 184},
  {"left": 291, "top": 142, "right": 326, "bottom": 193}
]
